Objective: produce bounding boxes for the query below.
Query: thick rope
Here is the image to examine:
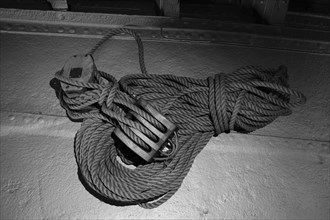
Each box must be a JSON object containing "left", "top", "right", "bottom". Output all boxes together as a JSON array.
[{"left": 55, "top": 28, "right": 306, "bottom": 208}]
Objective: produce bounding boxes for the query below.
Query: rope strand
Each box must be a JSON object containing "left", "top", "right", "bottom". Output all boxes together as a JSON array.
[{"left": 55, "top": 27, "right": 306, "bottom": 208}]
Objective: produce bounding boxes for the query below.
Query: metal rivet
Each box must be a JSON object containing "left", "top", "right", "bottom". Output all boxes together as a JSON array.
[
  {"left": 186, "top": 33, "right": 192, "bottom": 39},
  {"left": 44, "top": 27, "right": 49, "bottom": 32},
  {"left": 57, "top": 13, "right": 65, "bottom": 20},
  {"left": 83, "top": 29, "right": 89, "bottom": 34},
  {"left": 260, "top": 0, "right": 264, "bottom": 5},
  {"left": 211, "top": 34, "right": 216, "bottom": 41},
  {"left": 31, "top": 26, "right": 37, "bottom": 32},
  {"left": 58, "top": 28, "right": 64, "bottom": 33},
  {"left": 5, "top": 24, "right": 11, "bottom": 30},
  {"left": 318, "top": 43, "right": 325, "bottom": 50},
  {"left": 97, "top": 30, "right": 103, "bottom": 35},
  {"left": 23, "top": 116, "right": 33, "bottom": 124},
  {"left": 161, "top": 141, "right": 173, "bottom": 154},
  {"left": 8, "top": 115, "right": 15, "bottom": 121},
  {"left": 69, "top": 28, "right": 75, "bottom": 34}
]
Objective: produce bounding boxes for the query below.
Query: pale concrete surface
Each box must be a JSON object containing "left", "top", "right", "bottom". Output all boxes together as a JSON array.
[{"left": 0, "top": 32, "right": 329, "bottom": 219}]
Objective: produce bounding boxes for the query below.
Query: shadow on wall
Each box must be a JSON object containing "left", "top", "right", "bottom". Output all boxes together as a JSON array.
[
  {"left": 49, "top": 77, "right": 82, "bottom": 123},
  {"left": 49, "top": 77, "right": 61, "bottom": 100}
]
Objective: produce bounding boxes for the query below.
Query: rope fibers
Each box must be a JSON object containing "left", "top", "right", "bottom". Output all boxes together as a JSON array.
[{"left": 55, "top": 28, "right": 306, "bottom": 208}]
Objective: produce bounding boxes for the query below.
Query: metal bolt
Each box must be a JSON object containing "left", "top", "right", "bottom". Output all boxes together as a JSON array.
[
  {"left": 8, "top": 115, "right": 15, "bottom": 121},
  {"left": 160, "top": 141, "right": 173, "bottom": 154},
  {"left": 186, "top": 33, "right": 192, "bottom": 39},
  {"left": 151, "top": 32, "right": 156, "bottom": 38},
  {"left": 318, "top": 43, "right": 325, "bottom": 50},
  {"left": 57, "top": 13, "right": 65, "bottom": 20},
  {"left": 211, "top": 34, "right": 217, "bottom": 41},
  {"left": 217, "top": 34, "right": 223, "bottom": 41},
  {"left": 5, "top": 24, "right": 12, "bottom": 30}
]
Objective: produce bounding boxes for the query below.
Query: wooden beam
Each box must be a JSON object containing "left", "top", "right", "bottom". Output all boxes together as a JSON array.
[
  {"left": 253, "top": 0, "right": 289, "bottom": 24},
  {"left": 163, "top": 0, "right": 180, "bottom": 18},
  {"left": 47, "top": 0, "right": 68, "bottom": 11}
]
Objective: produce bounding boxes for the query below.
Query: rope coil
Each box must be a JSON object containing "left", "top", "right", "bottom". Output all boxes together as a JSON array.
[{"left": 55, "top": 28, "right": 306, "bottom": 208}]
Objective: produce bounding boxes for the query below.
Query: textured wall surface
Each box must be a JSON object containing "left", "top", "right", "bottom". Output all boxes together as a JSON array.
[{"left": 0, "top": 31, "right": 329, "bottom": 219}]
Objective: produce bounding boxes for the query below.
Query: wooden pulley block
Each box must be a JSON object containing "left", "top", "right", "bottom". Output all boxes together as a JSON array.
[
  {"left": 59, "top": 54, "right": 97, "bottom": 98},
  {"left": 114, "top": 98, "right": 178, "bottom": 162}
]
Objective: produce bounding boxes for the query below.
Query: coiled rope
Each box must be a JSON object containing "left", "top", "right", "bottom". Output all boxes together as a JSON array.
[{"left": 55, "top": 28, "right": 306, "bottom": 209}]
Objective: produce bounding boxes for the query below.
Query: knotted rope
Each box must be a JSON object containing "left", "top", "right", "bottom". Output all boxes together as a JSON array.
[{"left": 55, "top": 28, "right": 306, "bottom": 208}]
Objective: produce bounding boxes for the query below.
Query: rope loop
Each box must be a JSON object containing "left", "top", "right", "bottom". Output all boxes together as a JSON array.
[
  {"left": 208, "top": 73, "right": 229, "bottom": 136},
  {"left": 54, "top": 27, "right": 307, "bottom": 209},
  {"left": 207, "top": 65, "right": 306, "bottom": 136}
]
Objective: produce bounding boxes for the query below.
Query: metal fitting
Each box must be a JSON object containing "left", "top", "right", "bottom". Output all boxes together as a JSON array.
[{"left": 114, "top": 98, "right": 177, "bottom": 162}]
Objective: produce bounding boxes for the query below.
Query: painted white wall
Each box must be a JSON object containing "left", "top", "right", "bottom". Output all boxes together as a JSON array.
[{"left": 0, "top": 31, "right": 329, "bottom": 219}]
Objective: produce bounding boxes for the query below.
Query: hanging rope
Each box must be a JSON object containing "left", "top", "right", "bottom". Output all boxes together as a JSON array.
[{"left": 55, "top": 28, "right": 306, "bottom": 209}]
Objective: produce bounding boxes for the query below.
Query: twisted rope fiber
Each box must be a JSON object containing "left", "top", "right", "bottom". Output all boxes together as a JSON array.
[{"left": 55, "top": 28, "right": 306, "bottom": 208}]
